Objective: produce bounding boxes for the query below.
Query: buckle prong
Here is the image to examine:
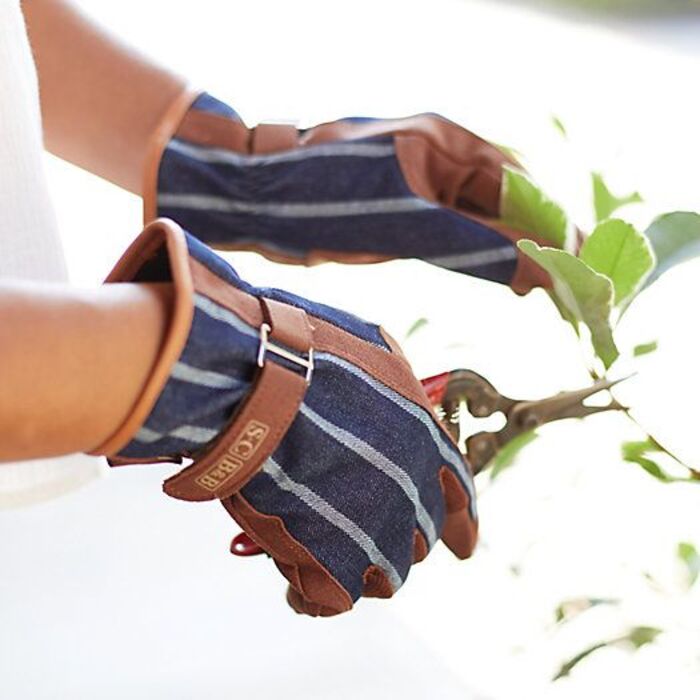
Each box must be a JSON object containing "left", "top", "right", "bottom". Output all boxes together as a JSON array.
[{"left": 257, "top": 323, "right": 314, "bottom": 384}]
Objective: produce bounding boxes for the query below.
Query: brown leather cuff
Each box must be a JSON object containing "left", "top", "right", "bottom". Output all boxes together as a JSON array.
[
  {"left": 142, "top": 86, "right": 203, "bottom": 225},
  {"left": 89, "top": 219, "right": 195, "bottom": 456}
]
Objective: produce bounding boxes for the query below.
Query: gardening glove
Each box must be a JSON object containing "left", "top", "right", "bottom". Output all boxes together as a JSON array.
[
  {"left": 143, "top": 90, "right": 551, "bottom": 295},
  {"left": 95, "top": 218, "right": 478, "bottom": 616}
]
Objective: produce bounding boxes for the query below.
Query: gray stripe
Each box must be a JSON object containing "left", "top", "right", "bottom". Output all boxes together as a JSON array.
[
  {"left": 170, "top": 425, "right": 219, "bottom": 443},
  {"left": 168, "top": 138, "right": 396, "bottom": 167},
  {"left": 134, "top": 424, "right": 218, "bottom": 445},
  {"left": 194, "top": 293, "right": 257, "bottom": 339},
  {"left": 299, "top": 404, "right": 438, "bottom": 546},
  {"left": 159, "top": 193, "right": 437, "bottom": 218},
  {"left": 263, "top": 458, "right": 403, "bottom": 590},
  {"left": 171, "top": 361, "right": 242, "bottom": 390},
  {"left": 315, "top": 352, "right": 477, "bottom": 519},
  {"left": 133, "top": 426, "right": 162, "bottom": 444},
  {"left": 426, "top": 245, "right": 517, "bottom": 270}
]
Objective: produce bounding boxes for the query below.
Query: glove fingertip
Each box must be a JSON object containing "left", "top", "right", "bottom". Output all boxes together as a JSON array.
[
  {"left": 441, "top": 508, "right": 478, "bottom": 560},
  {"left": 439, "top": 466, "right": 478, "bottom": 559},
  {"left": 413, "top": 529, "right": 429, "bottom": 563},
  {"left": 362, "top": 565, "right": 394, "bottom": 599},
  {"left": 286, "top": 586, "right": 349, "bottom": 617}
]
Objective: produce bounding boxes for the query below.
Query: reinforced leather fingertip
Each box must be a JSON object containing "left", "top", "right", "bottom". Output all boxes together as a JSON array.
[
  {"left": 223, "top": 494, "right": 354, "bottom": 614},
  {"left": 441, "top": 509, "right": 478, "bottom": 559},
  {"left": 439, "top": 466, "right": 478, "bottom": 559},
  {"left": 286, "top": 586, "right": 346, "bottom": 617},
  {"left": 413, "top": 529, "right": 429, "bottom": 563},
  {"left": 362, "top": 565, "right": 395, "bottom": 599}
]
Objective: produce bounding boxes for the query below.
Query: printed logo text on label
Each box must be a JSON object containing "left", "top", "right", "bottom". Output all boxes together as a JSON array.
[{"left": 196, "top": 420, "right": 270, "bottom": 492}]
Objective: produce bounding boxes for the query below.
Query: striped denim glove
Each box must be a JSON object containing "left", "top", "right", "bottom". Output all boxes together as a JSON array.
[
  {"left": 143, "top": 91, "right": 551, "bottom": 295},
  {"left": 95, "top": 219, "right": 478, "bottom": 616}
]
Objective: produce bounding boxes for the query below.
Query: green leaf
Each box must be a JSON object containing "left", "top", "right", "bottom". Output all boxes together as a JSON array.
[
  {"left": 622, "top": 439, "right": 671, "bottom": 482},
  {"left": 551, "top": 115, "right": 568, "bottom": 139},
  {"left": 633, "top": 340, "right": 658, "bottom": 357},
  {"left": 489, "top": 430, "right": 539, "bottom": 480},
  {"left": 554, "top": 597, "right": 619, "bottom": 624},
  {"left": 621, "top": 438, "right": 699, "bottom": 484},
  {"left": 554, "top": 642, "right": 608, "bottom": 680},
  {"left": 554, "top": 627, "right": 661, "bottom": 681},
  {"left": 627, "top": 626, "right": 662, "bottom": 649},
  {"left": 501, "top": 166, "right": 571, "bottom": 248},
  {"left": 645, "top": 212, "right": 700, "bottom": 287},
  {"left": 547, "top": 290, "right": 580, "bottom": 334},
  {"left": 677, "top": 542, "right": 700, "bottom": 587},
  {"left": 405, "top": 317, "right": 429, "bottom": 339},
  {"left": 592, "top": 172, "right": 643, "bottom": 223},
  {"left": 579, "top": 219, "right": 656, "bottom": 307},
  {"left": 518, "top": 240, "right": 619, "bottom": 368}
]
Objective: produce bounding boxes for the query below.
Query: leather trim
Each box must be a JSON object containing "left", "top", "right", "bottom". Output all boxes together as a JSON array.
[
  {"left": 143, "top": 86, "right": 202, "bottom": 224},
  {"left": 175, "top": 109, "right": 250, "bottom": 151},
  {"left": 439, "top": 466, "right": 478, "bottom": 559},
  {"left": 392, "top": 132, "right": 551, "bottom": 293},
  {"left": 464, "top": 212, "right": 553, "bottom": 294},
  {"left": 251, "top": 124, "right": 299, "bottom": 154},
  {"left": 413, "top": 530, "right": 428, "bottom": 563},
  {"left": 362, "top": 565, "right": 394, "bottom": 599},
  {"left": 300, "top": 113, "right": 519, "bottom": 170},
  {"left": 223, "top": 493, "right": 354, "bottom": 615},
  {"left": 377, "top": 325, "right": 463, "bottom": 452},
  {"left": 261, "top": 297, "right": 312, "bottom": 354},
  {"left": 394, "top": 132, "right": 503, "bottom": 216},
  {"left": 91, "top": 219, "right": 195, "bottom": 456}
]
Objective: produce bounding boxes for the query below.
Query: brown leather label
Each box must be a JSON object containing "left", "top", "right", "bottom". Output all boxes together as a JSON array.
[{"left": 195, "top": 420, "right": 270, "bottom": 492}]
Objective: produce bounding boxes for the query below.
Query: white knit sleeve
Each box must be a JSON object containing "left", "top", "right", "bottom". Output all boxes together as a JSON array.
[{"left": 0, "top": 0, "right": 103, "bottom": 508}]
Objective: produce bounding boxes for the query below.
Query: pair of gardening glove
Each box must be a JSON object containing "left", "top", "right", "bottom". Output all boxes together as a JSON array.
[{"left": 97, "top": 92, "right": 552, "bottom": 616}]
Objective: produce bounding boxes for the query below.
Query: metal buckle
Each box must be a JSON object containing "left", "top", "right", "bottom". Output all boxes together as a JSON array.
[{"left": 257, "top": 323, "right": 314, "bottom": 384}]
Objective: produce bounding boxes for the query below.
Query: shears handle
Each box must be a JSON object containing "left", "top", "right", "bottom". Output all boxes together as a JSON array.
[
  {"left": 231, "top": 532, "right": 265, "bottom": 556},
  {"left": 420, "top": 371, "right": 452, "bottom": 406}
]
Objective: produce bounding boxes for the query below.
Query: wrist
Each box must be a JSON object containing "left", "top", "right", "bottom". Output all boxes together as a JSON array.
[
  {"left": 95, "top": 219, "right": 315, "bottom": 506},
  {"left": 89, "top": 220, "right": 196, "bottom": 456}
]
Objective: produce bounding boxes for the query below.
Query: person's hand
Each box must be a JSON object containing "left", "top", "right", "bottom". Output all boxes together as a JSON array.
[
  {"left": 144, "top": 92, "right": 552, "bottom": 295},
  {"left": 97, "top": 218, "right": 477, "bottom": 615}
]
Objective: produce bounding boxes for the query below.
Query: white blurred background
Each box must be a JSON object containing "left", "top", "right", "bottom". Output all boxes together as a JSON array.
[{"left": 1, "top": 0, "right": 700, "bottom": 697}]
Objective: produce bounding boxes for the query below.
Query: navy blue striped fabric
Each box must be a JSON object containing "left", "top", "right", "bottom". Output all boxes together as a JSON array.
[
  {"left": 116, "top": 231, "right": 476, "bottom": 604},
  {"left": 118, "top": 297, "right": 258, "bottom": 459},
  {"left": 156, "top": 93, "right": 518, "bottom": 285}
]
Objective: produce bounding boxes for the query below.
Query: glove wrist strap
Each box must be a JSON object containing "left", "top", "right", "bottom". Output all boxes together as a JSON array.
[{"left": 162, "top": 297, "right": 312, "bottom": 502}]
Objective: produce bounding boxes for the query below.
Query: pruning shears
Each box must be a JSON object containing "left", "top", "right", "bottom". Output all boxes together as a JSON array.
[
  {"left": 420, "top": 369, "right": 627, "bottom": 474},
  {"left": 230, "top": 369, "right": 627, "bottom": 556}
]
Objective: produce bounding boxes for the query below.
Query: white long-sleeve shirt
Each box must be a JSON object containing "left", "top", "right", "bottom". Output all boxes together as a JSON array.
[{"left": 0, "top": 0, "right": 102, "bottom": 507}]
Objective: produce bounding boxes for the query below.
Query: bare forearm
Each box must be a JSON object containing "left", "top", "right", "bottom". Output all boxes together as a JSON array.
[
  {"left": 0, "top": 281, "right": 173, "bottom": 461},
  {"left": 22, "top": 0, "right": 187, "bottom": 193}
]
